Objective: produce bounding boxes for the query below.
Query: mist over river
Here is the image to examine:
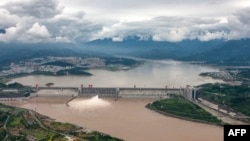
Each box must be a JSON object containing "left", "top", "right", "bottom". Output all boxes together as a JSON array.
[{"left": 10, "top": 60, "right": 222, "bottom": 88}]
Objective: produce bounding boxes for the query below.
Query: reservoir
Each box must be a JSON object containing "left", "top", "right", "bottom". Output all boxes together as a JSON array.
[{"left": 10, "top": 60, "right": 222, "bottom": 88}]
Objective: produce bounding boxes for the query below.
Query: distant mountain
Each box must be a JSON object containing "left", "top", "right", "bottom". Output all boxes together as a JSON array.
[
  {"left": 183, "top": 39, "right": 250, "bottom": 65},
  {"left": 0, "top": 38, "right": 249, "bottom": 68},
  {"left": 0, "top": 42, "right": 114, "bottom": 70},
  {"left": 85, "top": 38, "right": 223, "bottom": 59},
  {"left": 86, "top": 38, "right": 250, "bottom": 66},
  {"left": 0, "top": 43, "right": 82, "bottom": 68}
]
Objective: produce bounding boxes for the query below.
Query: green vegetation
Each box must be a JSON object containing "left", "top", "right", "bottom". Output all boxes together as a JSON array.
[
  {"left": 0, "top": 82, "right": 25, "bottom": 89},
  {"left": 57, "top": 67, "right": 92, "bottom": 76},
  {"left": 72, "top": 131, "right": 122, "bottom": 141},
  {"left": 84, "top": 132, "right": 122, "bottom": 141},
  {"left": 182, "top": 39, "right": 250, "bottom": 66},
  {"left": 197, "top": 83, "right": 250, "bottom": 117},
  {"left": 7, "top": 82, "right": 25, "bottom": 89},
  {"left": 234, "top": 69, "right": 250, "bottom": 85},
  {"left": 43, "top": 120, "right": 76, "bottom": 133},
  {"left": 5, "top": 68, "right": 92, "bottom": 78},
  {"left": 0, "top": 113, "right": 7, "bottom": 127},
  {"left": 103, "top": 57, "right": 140, "bottom": 67},
  {"left": 0, "top": 103, "right": 122, "bottom": 141},
  {"left": 0, "top": 82, "right": 32, "bottom": 98},
  {"left": 199, "top": 72, "right": 222, "bottom": 80},
  {"left": 238, "top": 69, "right": 250, "bottom": 79},
  {"left": 200, "top": 68, "right": 250, "bottom": 85},
  {"left": 0, "top": 77, "right": 9, "bottom": 84},
  {"left": 32, "top": 71, "right": 55, "bottom": 76},
  {"left": 5, "top": 73, "right": 31, "bottom": 79},
  {"left": 7, "top": 114, "right": 24, "bottom": 128},
  {"left": 0, "top": 128, "right": 6, "bottom": 139},
  {"left": 148, "top": 95, "right": 222, "bottom": 125},
  {"left": 42, "top": 61, "right": 73, "bottom": 67}
]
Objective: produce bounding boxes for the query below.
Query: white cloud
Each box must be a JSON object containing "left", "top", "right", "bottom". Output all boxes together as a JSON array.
[
  {"left": 0, "top": 0, "right": 250, "bottom": 43},
  {"left": 152, "top": 29, "right": 188, "bottom": 42},
  {"left": 25, "top": 22, "right": 50, "bottom": 42},
  {"left": 112, "top": 37, "right": 123, "bottom": 42},
  {"left": 0, "top": 22, "right": 51, "bottom": 43},
  {"left": 55, "top": 36, "right": 71, "bottom": 43},
  {"left": 91, "top": 17, "right": 227, "bottom": 42},
  {"left": 198, "top": 31, "right": 226, "bottom": 41},
  {"left": 59, "top": 0, "right": 250, "bottom": 22},
  {"left": 0, "top": 20, "right": 29, "bottom": 42},
  {"left": 27, "top": 22, "right": 50, "bottom": 38},
  {"left": 0, "top": 9, "right": 20, "bottom": 28}
]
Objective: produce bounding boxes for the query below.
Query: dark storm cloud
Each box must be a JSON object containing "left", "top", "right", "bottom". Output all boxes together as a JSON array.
[{"left": 3, "top": 0, "right": 63, "bottom": 18}]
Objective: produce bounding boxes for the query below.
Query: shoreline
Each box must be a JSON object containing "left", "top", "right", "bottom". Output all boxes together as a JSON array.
[{"left": 145, "top": 103, "right": 223, "bottom": 126}]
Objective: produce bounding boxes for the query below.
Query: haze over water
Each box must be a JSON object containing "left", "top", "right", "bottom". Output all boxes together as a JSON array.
[{"left": 10, "top": 60, "right": 222, "bottom": 88}]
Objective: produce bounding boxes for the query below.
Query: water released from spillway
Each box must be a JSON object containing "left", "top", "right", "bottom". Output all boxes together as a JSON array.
[{"left": 68, "top": 95, "right": 111, "bottom": 110}]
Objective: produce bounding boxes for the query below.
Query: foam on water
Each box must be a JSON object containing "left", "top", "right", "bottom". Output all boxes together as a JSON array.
[{"left": 68, "top": 95, "right": 111, "bottom": 110}]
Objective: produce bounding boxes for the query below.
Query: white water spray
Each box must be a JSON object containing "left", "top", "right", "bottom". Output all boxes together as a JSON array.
[{"left": 68, "top": 95, "right": 111, "bottom": 110}]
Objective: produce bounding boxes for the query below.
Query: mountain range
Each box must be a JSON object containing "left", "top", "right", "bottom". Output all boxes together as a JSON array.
[
  {"left": 84, "top": 38, "right": 250, "bottom": 65},
  {"left": 0, "top": 38, "right": 250, "bottom": 68}
]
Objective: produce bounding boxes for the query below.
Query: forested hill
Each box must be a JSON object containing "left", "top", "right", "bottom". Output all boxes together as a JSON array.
[
  {"left": 182, "top": 39, "right": 250, "bottom": 66},
  {"left": 0, "top": 43, "right": 79, "bottom": 66},
  {"left": 85, "top": 38, "right": 223, "bottom": 59},
  {"left": 86, "top": 38, "right": 250, "bottom": 66}
]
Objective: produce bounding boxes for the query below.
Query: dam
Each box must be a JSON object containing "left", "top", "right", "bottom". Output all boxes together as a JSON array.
[{"left": 32, "top": 85, "right": 197, "bottom": 100}]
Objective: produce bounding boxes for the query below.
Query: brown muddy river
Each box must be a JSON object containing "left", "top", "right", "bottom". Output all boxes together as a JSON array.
[{"left": 8, "top": 97, "right": 223, "bottom": 141}]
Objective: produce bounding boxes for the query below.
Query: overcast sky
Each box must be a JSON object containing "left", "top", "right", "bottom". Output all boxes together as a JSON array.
[{"left": 0, "top": 0, "right": 250, "bottom": 43}]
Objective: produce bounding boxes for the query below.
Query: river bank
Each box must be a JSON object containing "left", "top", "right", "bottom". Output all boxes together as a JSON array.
[{"left": 146, "top": 95, "right": 223, "bottom": 126}]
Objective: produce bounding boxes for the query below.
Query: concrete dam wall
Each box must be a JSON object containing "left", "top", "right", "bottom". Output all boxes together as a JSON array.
[{"left": 33, "top": 86, "right": 197, "bottom": 99}]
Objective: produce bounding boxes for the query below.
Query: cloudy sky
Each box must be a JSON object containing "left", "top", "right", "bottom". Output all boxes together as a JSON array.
[{"left": 0, "top": 0, "right": 250, "bottom": 43}]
